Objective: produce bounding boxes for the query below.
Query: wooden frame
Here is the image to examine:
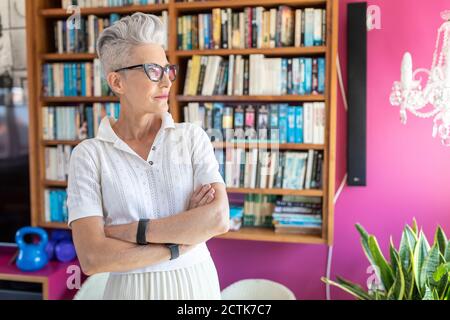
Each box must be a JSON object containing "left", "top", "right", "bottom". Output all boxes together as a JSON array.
[
  {"left": 0, "top": 273, "right": 49, "bottom": 300},
  {"left": 26, "top": 0, "right": 339, "bottom": 245}
]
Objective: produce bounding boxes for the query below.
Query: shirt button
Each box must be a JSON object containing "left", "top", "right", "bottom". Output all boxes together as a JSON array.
[
  {"left": 149, "top": 161, "right": 154, "bottom": 165},
  {"left": 152, "top": 146, "right": 156, "bottom": 151}
]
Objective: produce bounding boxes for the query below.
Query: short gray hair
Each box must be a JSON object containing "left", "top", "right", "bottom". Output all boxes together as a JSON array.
[{"left": 96, "top": 12, "right": 166, "bottom": 77}]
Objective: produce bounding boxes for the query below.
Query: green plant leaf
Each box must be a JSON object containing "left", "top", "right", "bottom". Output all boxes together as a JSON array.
[
  {"left": 422, "top": 285, "right": 433, "bottom": 300},
  {"left": 419, "top": 244, "right": 440, "bottom": 293},
  {"left": 433, "top": 262, "right": 450, "bottom": 282},
  {"left": 411, "top": 218, "right": 418, "bottom": 236},
  {"left": 389, "top": 237, "right": 399, "bottom": 275},
  {"left": 437, "top": 273, "right": 448, "bottom": 300},
  {"left": 356, "top": 223, "right": 372, "bottom": 258},
  {"left": 434, "top": 226, "right": 447, "bottom": 262},
  {"left": 433, "top": 288, "right": 440, "bottom": 300},
  {"left": 368, "top": 236, "right": 395, "bottom": 290},
  {"left": 403, "top": 264, "right": 415, "bottom": 300},
  {"left": 414, "top": 231, "right": 430, "bottom": 295},
  {"left": 445, "top": 240, "right": 450, "bottom": 262},
  {"left": 399, "top": 225, "right": 417, "bottom": 270},
  {"left": 355, "top": 224, "right": 384, "bottom": 288},
  {"left": 387, "top": 241, "right": 406, "bottom": 300},
  {"left": 321, "top": 277, "right": 373, "bottom": 300}
]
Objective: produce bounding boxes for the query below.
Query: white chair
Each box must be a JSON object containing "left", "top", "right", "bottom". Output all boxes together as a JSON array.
[
  {"left": 73, "top": 272, "right": 110, "bottom": 300},
  {"left": 221, "top": 279, "right": 296, "bottom": 300}
]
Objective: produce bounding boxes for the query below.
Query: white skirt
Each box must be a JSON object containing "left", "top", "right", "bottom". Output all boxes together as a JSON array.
[{"left": 102, "top": 256, "right": 222, "bottom": 300}]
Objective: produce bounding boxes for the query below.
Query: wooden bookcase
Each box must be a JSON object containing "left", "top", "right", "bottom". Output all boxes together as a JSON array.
[{"left": 26, "top": 0, "right": 339, "bottom": 245}]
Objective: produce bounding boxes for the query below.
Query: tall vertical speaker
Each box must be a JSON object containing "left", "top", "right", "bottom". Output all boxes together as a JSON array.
[{"left": 347, "top": 2, "right": 367, "bottom": 186}]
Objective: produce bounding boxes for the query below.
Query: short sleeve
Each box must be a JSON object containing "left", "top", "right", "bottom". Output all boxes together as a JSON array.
[
  {"left": 191, "top": 125, "right": 225, "bottom": 188},
  {"left": 67, "top": 143, "right": 104, "bottom": 228}
]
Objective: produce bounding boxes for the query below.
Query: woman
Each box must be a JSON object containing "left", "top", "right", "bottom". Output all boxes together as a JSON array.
[{"left": 67, "top": 12, "right": 230, "bottom": 300}]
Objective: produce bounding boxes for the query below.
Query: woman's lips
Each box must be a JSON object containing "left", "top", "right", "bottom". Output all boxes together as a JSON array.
[{"left": 154, "top": 95, "right": 169, "bottom": 99}]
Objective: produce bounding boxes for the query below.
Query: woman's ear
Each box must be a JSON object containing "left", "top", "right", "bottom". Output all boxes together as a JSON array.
[{"left": 107, "top": 72, "right": 125, "bottom": 96}]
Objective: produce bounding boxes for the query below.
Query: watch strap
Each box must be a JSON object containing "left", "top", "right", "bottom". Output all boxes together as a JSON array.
[
  {"left": 137, "top": 219, "right": 149, "bottom": 245},
  {"left": 166, "top": 243, "right": 180, "bottom": 260}
]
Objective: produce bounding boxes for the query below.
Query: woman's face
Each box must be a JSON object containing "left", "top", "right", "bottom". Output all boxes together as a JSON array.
[{"left": 110, "top": 43, "right": 173, "bottom": 116}]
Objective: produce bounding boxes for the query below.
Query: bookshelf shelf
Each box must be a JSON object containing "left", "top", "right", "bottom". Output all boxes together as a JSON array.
[
  {"left": 41, "top": 51, "right": 169, "bottom": 61},
  {"left": 215, "top": 227, "right": 325, "bottom": 244},
  {"left": 43, "top": 180, "right": 322, "bottom": 197},
  {"left": 212, "top": 142, "right": 325, "bottom": 150},
  {"left": 40, "top": 4, "right": 169, "bottom": 18},
  {"left": 176, "top": 95, "right": 325, "bottom": 102},
  {"left": 42, "top": 140, "right": 81, "bottom": 146},
  {"left": 41, "top": 96, "right": 119, "bottom": 103},
  {"left": 27, "top": 0, "right": 338, "bottom": 245},
  {"left": 174, "top": 0, "right": 327, "bottom": 12},
  {"left": 41, "top": 53, "right": 98, "bottom": 61},
  {"left": 44, "top": 180, "right": 67, "bottom": 188},
  {"left": 227, "top": 188, "right": 323, "bottom": 196},
  {"left": 39, "top": 221, "right": 69, "bottom": 229},
  {"left": 175, "top": 46, "right": 326, "bottom": 57}
]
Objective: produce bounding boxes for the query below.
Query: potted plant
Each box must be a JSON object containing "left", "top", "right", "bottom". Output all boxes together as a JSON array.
[{"left": 321, "top": 220, "right": 450, "bottom": 300}]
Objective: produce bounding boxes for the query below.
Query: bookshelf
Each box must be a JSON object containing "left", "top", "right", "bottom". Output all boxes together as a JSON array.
[{"left": 26, "top": 0, "right": 338, "bottom": 245}]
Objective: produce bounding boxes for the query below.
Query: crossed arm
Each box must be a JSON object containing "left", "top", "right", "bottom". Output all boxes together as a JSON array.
[{"left": 71, "top": 183, "right": 229, "bottom": 275}]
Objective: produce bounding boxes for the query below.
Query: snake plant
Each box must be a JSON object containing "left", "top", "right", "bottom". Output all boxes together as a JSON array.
[{"left": 321, "top": 219, "right": 450, "bottom": 300}]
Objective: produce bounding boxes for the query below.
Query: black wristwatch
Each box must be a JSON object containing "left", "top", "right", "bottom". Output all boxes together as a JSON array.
[
  {"left": 136, "top": 219, "right": 150, "bottom": 245},
  {"left": 166, "top": 243, "right": 180, "bottom": 260}
]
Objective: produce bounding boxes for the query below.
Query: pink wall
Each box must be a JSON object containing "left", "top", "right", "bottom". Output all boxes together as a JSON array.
[{"left": 208, "top": 0, "right": 450, "bottom": 300}]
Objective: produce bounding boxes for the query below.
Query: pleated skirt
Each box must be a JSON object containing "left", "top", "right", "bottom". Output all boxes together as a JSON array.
[{"left": 102, "top": 256, "right": 222, "bottom": 300}]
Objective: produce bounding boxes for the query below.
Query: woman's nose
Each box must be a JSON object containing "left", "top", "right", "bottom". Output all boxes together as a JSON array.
[{"left": 159, "top": 72, "right": 172, "bottom": 87}]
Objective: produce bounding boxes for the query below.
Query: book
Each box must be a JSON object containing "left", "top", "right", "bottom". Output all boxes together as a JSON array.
[
  {"left": 177, "top": 6, "right": 326, "bottom": 50},
  {"left": 220, "top": 149, "right": 322, "bottom": 190}
]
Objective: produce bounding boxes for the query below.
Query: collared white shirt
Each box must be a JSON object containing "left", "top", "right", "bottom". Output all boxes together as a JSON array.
[{"left": 67, "top": 111, "right": 225, "bottom": 273}]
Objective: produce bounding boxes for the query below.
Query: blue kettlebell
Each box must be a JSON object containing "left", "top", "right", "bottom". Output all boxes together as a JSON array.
[{"left": 15, "top": 227, "right": 49, "bottom": 272}]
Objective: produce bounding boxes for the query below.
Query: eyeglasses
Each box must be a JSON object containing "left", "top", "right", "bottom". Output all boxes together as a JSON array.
[{"left": 114, "top": 63, "right": 178, "bottom": 82}]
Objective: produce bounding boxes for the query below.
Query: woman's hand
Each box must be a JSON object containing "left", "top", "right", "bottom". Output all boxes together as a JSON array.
[{"left": 188, "top": 184, "right": 215, "bottom": 209}]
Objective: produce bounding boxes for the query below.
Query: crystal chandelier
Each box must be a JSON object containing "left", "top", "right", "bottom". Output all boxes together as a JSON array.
[{"left": 390, "top": 11, "right": 450, "bottom": 146}]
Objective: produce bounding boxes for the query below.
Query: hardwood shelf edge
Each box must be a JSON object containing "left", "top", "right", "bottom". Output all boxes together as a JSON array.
[
  {"left": 43, "top": 140, "right": 81, "bottom": 146},
  {"left": 213, "top": 142, "right": 325, "bottom": 150},
  {"left": 175, "top": 0, "right": 327, "bottom": 11},
  {"left": 176, "top": 95, "right": 325, "bottom": 102},
  {"left": 227, "top": 188, "right": 323, "bottom": 196},
  {"left": 215, "top": 227, "right": 325, "bottom": 244},
  {"left": 41, "top": 96, "right": 119, "bottom": 103},
  {"left": 175, "top": 46, "right": 326, "bottom": 57},
  {"left": 40, "top": 4, "right": 169, "bottom": 17}
]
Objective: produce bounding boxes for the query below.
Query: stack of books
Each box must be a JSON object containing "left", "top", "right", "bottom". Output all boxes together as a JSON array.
[
  {"left": 53, "top": 12, "right": 168, "bottom": 53},
  {"left": 61, "top": 0, "right": 168, "bottom": 8},
  {"left": 45, "top": 146, "right": 74, "bottom": 181},
  {"left": 177, "top": 6, "right": 326, "bottom": 50},
  {"left": 184, "top": 102, "right": 326, "bottom": 144},
  {"left": 216, "top": 149, "right": 323, "bottom": 190},
  {"left": 242, "top": 194, "right": 277, "bottom": 227},
  {"left": 272, "top": 196, "right": 322, "bottom": 234},
  {"left": 183, "top": 55, "right": 326, "bottom": 96},
  {"left": 229, "top": 205, "right": 244, "bottom": 231},
  {"left": 42, "top": 60, "right": 112, "bottom": 97},
  {"left": 44, "top": 189, "right": 68, "bottom": 223},
  {"left": 42, "top": 103, "right": 120, "bottom": 140}
]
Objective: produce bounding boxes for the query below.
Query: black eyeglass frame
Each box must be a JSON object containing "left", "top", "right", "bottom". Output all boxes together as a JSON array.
[{"left": 114, "top": 63, "right": 178, "bottom": 82}]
